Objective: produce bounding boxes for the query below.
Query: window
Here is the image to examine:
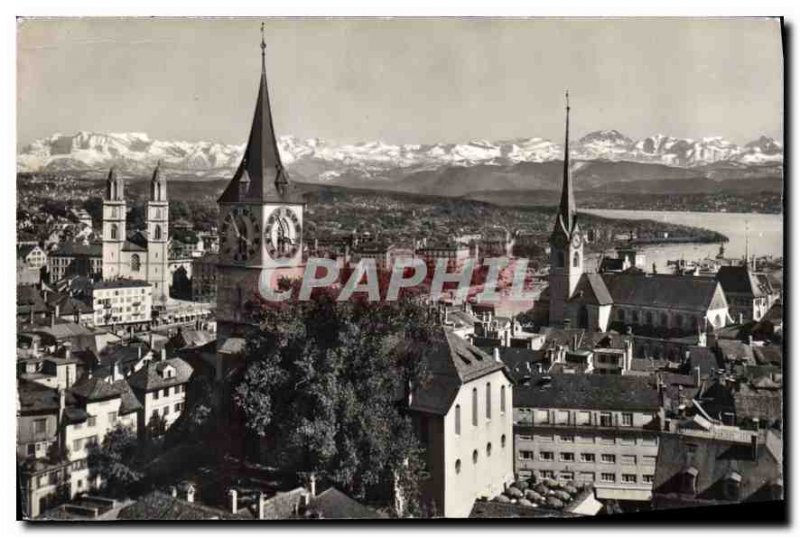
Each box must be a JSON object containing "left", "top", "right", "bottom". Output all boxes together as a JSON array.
[
  {"left": 33, "top": 419, "right": 46, "bottom": 435},
  {"left": 579, "top": 472, "right": 596, "bottom": 483},
  {"left": 472, "top": 449, "right": 479, "bottom": 464},
  {"left": 620, "top": 436, "right": 635, "bottom": 446},
  {"left": 455, "top": 459, "right": 462, "bottom": 474},
  {"left": 472, "top": 388, "right": 478, "bottom": 426},
  {"left": 581, "top": 453, "right": 595, "bottom": 463},
  {"left": 501, "top": 434, "right": 507, "bottom": 448},
  {"left": 560, "top": 452, "right": 575, "bottom": 462},
  {"left": 27, "top": 444, "right": 35, "bottom": 456},
  {"left": 454, "top": 405, "right": 461, "bottom": 435},
  {"left": 621, "top": 455, "right": 637, "bottom": 465},
  {"left": 572, "top": 252, "right": 580, "bottom": 267},
  {"left": 519, "top": 450, "right": 534, "bottom": 460},
  {"left": 560, "top": 472, "right": 574, "bottom": 482},
  {"left": 631, "top": 311, "right": 639, "bottom": 323},
  {"left": 87, "top": 416, "right": 97, "bottom": 428},
  {"left": 500, "top": 385, "right": 506, "bottom": 414},
  {"left": 555, "top": 410, "right": 570, "bottom": 425},
  {"left": 485, "top": 382, "right": 492, "bottom": 420},
  {"left": 38, "top": 474, "right": 49, "bottom": 488},
  {"left": 558, "top": 434, "right": 574, "bottom": 443},
  {"left": 540, "top": 470, "right": 555, "bottom": 479},
  {"left": 131, "top": 254, "right": 140, "bottom": 272},
  {"left": 153, "top": 390, "right": 160, "bottom": 400},
  {"left": 86, "top": 435, "right": 98, "bottom": 447},
  {"left": 111, "top": 223, "right": 118, "bottom": 240},
  {"left": 73, "top": 439, "right": 83, "bottom": 451},
  {"left": 642, "top": 456, "right": 657, "bottom": 465},
  {"left": 486, "top": 443, "right": 492, "bottom": 457},
  {"left": 536, "top": 434, "right": 554, "bottom": 443},
  {"left": 539, "top": 451, "right": 554, "bottom": 461},
  {"left": 622, "top": 474, "right": 637, "bottom": 484},
  {"left": 601, "top": 454, "right": 616, "bottom": 464},
  {"left": 108, "top": 412, "right": 118, "bottom": 424},
  {"left": 599, "top": 412, "right": 612, "bottom": 427},
  {"left": 642, "top": 475, "right": 654, "bottom": 484},
  {"left": 174, "top": 403, "right": 183, "bottom": 413},
  {"left": 617, "top": 309, "right": 626, "bottom": 321},
  {"left": 575, "top": 434, "right": 595, "bottom": 444},
  {"left": 534, "top": 410, "right": 549, "bottom": 424},
  {"left": 576, "top": 411, "right": 591, "bottom": 425},
  {"left": 645, "top": 311, "right": 653, "bottom": 325},
  {"left": 154, "top": 225, "right": 162, "bottom": 240},
  {"left": 601, "top": 473, "right": 616, "bottom": 483},
  {"left": 641, "top": 437, "right": 657, "bottom": 446}
]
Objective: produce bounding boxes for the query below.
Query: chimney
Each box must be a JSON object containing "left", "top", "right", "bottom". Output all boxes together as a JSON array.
[
  {"left": 113, "top": 360, "right": 123, "bottom": 382},
  {"left": 228, "top": 489, "right": 238, "bottom": 514},
  {"left": 170, "top": 486, "right": 177, "bottom": 498},
  {"left": 493, "top": 347, "right": 501, "bottom": 363},
  {"left": 57, "top": 387, "right": 66, "bottom": 424},
  {"left": 748, "top": 335, "right": 754, "bottom": 348},
  {"left": 138, "top": 346, "right": 142, "bottom": 360},
  {"left": 257, "top": 492, "right": 266, "bottom": 520},
  {"left": 185, "top": 484, "right": 195, "bottom": 503},
  {"left": 572, "top": 334, "right": 578, "bottom": 351},
  {"left": 309, "top": 473, "right": 317, "bottom": 498},
  {"left": 751, "top": 434, "right": 759, "bottom": 461},
  {"left": 161, "top": 348, "right": 167, "bottom": 362},
  {"left": 694, "top": 366, "right": 701, "bottom": 387}
]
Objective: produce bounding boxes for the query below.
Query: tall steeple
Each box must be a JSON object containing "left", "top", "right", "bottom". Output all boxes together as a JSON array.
[
  {"left": 219, "top": 23, "right": 296, "bottom": 203},
  {"left": 551, "top": 91, "right": 577, "bottom": 243}
]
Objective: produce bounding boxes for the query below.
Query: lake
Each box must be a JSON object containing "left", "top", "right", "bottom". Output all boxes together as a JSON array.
[{"left": 583, "top": 209, "right": 784, "bottom": 273}]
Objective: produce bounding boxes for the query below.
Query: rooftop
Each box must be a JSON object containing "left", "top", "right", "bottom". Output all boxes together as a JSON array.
[{"left": 514, "top": 373, "right": 660, "bottom": 412}]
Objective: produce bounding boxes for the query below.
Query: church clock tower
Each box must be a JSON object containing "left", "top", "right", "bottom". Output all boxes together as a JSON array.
[
  {"left": 216, "top": 25, "right": 305, "bottom": 353},
  {"left": 102, "top": 168, "right": 126, "bottom": 280},
  {"left": 548, "top": 92, "right": 583, "bottom": 327}
]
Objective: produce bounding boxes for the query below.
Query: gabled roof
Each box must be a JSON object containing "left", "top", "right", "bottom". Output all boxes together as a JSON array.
[
  {"left": 653, "top": 431, "right": 782, "bottom": 503},
  {"left": 514, "top": 373, "right": 660, "bottom": 412},
  {"left": 303, "top": 487, "right": 385, "bottom": 519},
  {"left": 18, "top": 379, "right": 61, "bottom": 413},
  {"left": 17, "top": 244, "right": 42, "bottom": 259},
  {"left": 118, "top": 491, "right": 247, "bottom": 520},
  {"left": 569, "top": 273, "right": 612, "bottom": 305},
  {"left": 716, "top": 266, "right": 764, "bottom": 297},
  {"left": 50, "top": 242, "right": 102, "bottom": 258},
  {"left": 410, "top": 329, "right": 506, "bottom": 415},
  {"left": 218, "top": 36, "right": 301, "bottom": 205},
  {"left": 127, "top": 357, "right": 193, "bottom": 392},
  {"left": 70, "top": 376, "right": 123, "bottom": 402},
  {"left": 112, "top": 379, "right": 143, "bottom": 414},
  {"left": 602, "top": 273, "right": 726, "bottom": 313}
]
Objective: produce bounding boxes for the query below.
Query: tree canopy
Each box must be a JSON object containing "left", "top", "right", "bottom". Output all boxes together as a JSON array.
[
  {"left": 233, "top": 291, "right": 437, "bottom": 513},
  {"left": 87, "top": 424, "right": 143, "bottom": 498}
]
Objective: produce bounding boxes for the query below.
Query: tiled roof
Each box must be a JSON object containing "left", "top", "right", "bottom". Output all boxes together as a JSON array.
[
  {"left": 119, "top": 491, "right": 246, "bottom": 520},
  {"left": 127, "top": 358, "right": 193, "bottom": 392},
  {"left": 514, "top": 373, "right": 660, "bottom": 412},
  {"left": 602, "top": 273, "right": 725, "bottom": 312},
  {"left": 70, "top": 376, "right": 123, "bottom": 402},
  {"left": 410, "top": 329, "right": 506, "bottom": 415},
  {"left": 686, "top": 346, "right": 720, "bottom": 377},
  {"left": 112, "top": 379, "right": 143, "bottom": 414},
  {"left": 18, "top": 379, "right": 60, "bottom": 413},
  {"left": 303, "top": 487, "right": 384, "bottom": 519},
  {"left": 716, "top": 340, "right": 755, "bottom": 365},
  {"left": 716, "top": 266, "right": 764, "bottom": 297},
  {"left": 570, "top": 273, "right": 612, "bottom": 305},
  {"left": 733, "top": 386, "right": 782, "bottom": 422},
  {"left": 653, "top": 431, "right": 782, "bottom": 503},
  {"left": 93, "top": 279, "right": 151, "bottom": 290},
  {"left": 753, "top": 345, "right": 782, "bottom": 366},
  {"left": 50, "top": 242, "right": 102, "bottom": 258}
]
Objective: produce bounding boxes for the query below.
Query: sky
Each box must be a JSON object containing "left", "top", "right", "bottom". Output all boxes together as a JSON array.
[{"left": 17, "top": 17, "right": 783, "bottom": 148}]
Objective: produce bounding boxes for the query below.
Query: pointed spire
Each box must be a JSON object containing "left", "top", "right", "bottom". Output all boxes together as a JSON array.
[
  {"left": 106, "top": 167, "right": 124, "bottom": 200},
  {"left": 558, "top": 90, "right": 576, "bottom": 233},
  {"left": 218, "top": 23, "right": 295, "bottom": 203},
  {"left": 150, "top": 160, "right": 167, "bottom": 201}
]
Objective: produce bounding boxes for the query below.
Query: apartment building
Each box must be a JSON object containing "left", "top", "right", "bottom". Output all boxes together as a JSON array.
[
  {"left": 513, "top": 374, "right": 662, "bottom": 502},
  {"left": 127, "top": 355, "right": 193, "bottom": 438},
  {"left": 91, "top": 279, "right": 153, "bottom": 327}
]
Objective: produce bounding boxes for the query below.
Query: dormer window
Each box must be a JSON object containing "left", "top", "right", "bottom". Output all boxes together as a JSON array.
[
  {"left": 723, "top": 471, "right": 742, "bottom": 500},
  {"left": 161, "top": 365, "right": 175, "bottom": 379},
  {"left": 682, "top": 466, "right": 699, "bottom": 495}
]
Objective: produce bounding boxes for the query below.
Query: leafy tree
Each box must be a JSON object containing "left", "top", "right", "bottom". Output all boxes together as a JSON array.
[
  {"left": 87, "top": 424, "right": 143, "bottom": 498},
  {"left": 234, "top": 292, "right": 436, "bottom": 514}
]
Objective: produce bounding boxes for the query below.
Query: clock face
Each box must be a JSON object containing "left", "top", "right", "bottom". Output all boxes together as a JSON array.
[
  {"left": 571, "top": 231, "right": 583, "bottom": 249},
  {"left": 265, "top": 206, "right": 302, "bottom": 260},
  {"left": 220, "top": 206, "right": 260, "bottom": 263}
]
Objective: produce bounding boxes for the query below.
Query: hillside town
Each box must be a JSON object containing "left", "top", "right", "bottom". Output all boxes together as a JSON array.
[{"left": 16, "top": 28, "right": 783, "bottom": 521}]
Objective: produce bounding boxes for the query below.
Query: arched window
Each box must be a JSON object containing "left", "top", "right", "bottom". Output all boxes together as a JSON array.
[
  {"left": 472, "top": 449, "right": 479, "bottom": 464},
  {"left": 500, "top": 385, "right": 506, "bottom": 414},
  {"left": 486, "top": 382, "right": 492, "bottom": 420},
  {"left": 131, "top": 254, "right": 140, "bottom": 272},
  {"left": 455, "top": 459, "right": 462, "bottom": 474},
  {"left": 557, "top": 251, "right": 565, "bottom": 267},
  {"left": 501, "top": 434, "right": 507, "bottom": 448},
  {"left": 714, "top": 314, "right": 722, "bottom": 328},
  {"left": 154, "top": 225, "right": 162, "bottom": 241},
  {"left": 454, "top": 405, "right": 461, "bottom": 436},
  {"left": 486, "top": 442, "right": 492, "bottom": 457},
  {"left": 572, "top": 252, "right": 580, "bottom": 267},
  {"left": 472, "top": 388, "right": 478, "bottom": 427},
  {"left": 111, "top": 206, "right": 118, "bottom": 218},
  {"left": 110, "top": 223, "right": 118, "bottom": 240}
]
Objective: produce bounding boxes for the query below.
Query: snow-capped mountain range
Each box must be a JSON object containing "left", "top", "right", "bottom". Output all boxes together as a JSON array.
[{"left": 18, "top": 130, "right": 782, "bottom": 180}]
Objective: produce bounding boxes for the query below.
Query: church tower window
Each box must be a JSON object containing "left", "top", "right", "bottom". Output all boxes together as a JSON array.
[
  {"left": 131, "top": 254, "right": 140, "bottom": 272},
  {"left": 572, "top": 251, "right": 580, "bottom": 267},
  {"left": 154, "top": 225, "right": 162, "bottom": 241},
  {"left": 111, "top": 224, "right": 118, "bottom": 240}
]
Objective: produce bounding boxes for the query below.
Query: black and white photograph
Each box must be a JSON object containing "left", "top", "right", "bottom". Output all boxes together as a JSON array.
[{"left": 13, "top": 14, "right": 786, "bottom": 523}]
